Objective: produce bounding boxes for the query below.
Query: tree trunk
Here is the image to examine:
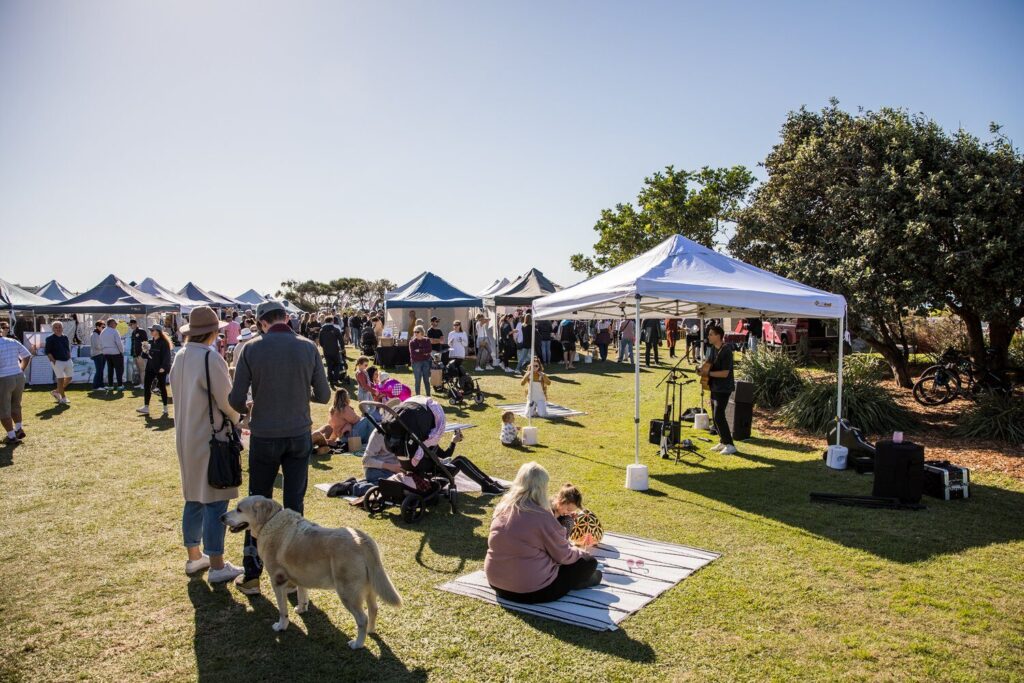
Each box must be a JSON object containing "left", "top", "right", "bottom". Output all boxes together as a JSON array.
[
  {"left": 987, "top": 319, "right": 1017, "bottom": 372},
  {"left": 957, "top": 308, "right": 989, "bottom": 371}
]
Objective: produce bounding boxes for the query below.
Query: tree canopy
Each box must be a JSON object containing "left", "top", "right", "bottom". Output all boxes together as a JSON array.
[{"left": 276, "top": 277, "right": 395, "bottom": 312}]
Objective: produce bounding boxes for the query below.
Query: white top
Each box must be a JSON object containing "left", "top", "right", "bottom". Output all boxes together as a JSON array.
[
  {"left": 475, "top": 321, "right": 490, "bottom": 341},
  {"left": 0, "top": 337, "right": 31, "bottom": 378},
  {"left": 500, "top": 422, "right": 518, "bottom": 444},
  {"left": 98, "top": 327, "right": 125, "bottom": 355},
  {"left": 447, "top": 331, "right": 468, "bottom": 358}
]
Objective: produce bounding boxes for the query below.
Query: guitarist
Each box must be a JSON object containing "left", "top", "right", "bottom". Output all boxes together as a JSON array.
[{"left": 700, "top": 324, "right": 737, "bottom": 455}]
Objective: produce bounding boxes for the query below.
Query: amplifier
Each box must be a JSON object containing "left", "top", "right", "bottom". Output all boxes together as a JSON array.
[
  {"left": 733, "top": 380, "right": 754, "bottom": 404},
  {"left": 873, "top": 440, "right": 924, "bottom": 503},
  {"left": 725, "top": 398, "right": 752, "bottom": 441},
  {"left": 648, "top": 419, "right": 680, "bottom": 446},
  {"left": 923, "top": 461, "right": 970, "bottom": 500}
]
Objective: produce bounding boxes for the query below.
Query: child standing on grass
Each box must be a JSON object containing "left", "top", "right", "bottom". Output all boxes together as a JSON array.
[{"left": 499, "top": 410, "right": 521, "bottom": 447}]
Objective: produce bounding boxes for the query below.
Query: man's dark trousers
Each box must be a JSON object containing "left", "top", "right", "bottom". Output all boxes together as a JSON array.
[{"left": 241, "top": 433, "right": 313, "bottom": 580}]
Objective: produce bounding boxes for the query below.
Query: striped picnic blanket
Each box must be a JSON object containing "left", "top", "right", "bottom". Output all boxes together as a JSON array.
[{"left": 438, "top": 532, "right": 719, "bottom": 631}]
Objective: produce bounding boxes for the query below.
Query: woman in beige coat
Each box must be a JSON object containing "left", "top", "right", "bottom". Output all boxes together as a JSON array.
[{"left": 169, "top": 306, "right": 244, "bottom": 584}]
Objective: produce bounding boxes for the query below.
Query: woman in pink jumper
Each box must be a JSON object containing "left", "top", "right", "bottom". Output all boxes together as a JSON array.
[{"left": 484, "top": 462, "right": 600, "bottom": 603}]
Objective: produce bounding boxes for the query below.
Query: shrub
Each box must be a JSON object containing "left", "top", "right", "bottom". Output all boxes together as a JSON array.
[
  {"left": 841, "top": 354, "right": 886, "bottom": 384},
  {"left": 739, "top": 347, "right": 805, "bottom": 408},
  {"left": 779, "top": 379, "right": 915, "bottom": 435},
  {"left": 1009, "top": 334, "right": 1024, "bottom": 368},
  {"left": 954, "top": 393, "right": 1024, "bottom": 445}
]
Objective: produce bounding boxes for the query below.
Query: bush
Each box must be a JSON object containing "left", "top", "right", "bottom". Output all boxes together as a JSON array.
[
  {"left": 779, "top": 379, "right": 915, "bottom": 435},
  {"left": 954, "top": 393, "right": 1024, "bottom": 445},
  {"left": 739, "top": 347, "right": 805, "bottom": 408},
  {"left": 1009, "top": 334, "right": 1024, "bottom": 368},
  {"left": 841, "top": 354, "right": 886, "bottom": 384}
]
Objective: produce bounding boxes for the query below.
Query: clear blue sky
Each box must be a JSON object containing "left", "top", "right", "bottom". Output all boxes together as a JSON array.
[{"left": 1, "top": 0, "right": 1021, "bottom": 297}]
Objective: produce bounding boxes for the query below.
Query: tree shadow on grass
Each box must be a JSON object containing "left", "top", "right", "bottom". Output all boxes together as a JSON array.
[
  {"left": 188, "top": 579, "right": 426, "bottom": 682},
  {"left": 652, "top": 450, "right": 1024, "bottom": 563},
  {"left": 384, "top": 495, "right": 490, "bottom": 575},
  {"left": 506, "top": 611, "right": 657, "bottom": 663}
]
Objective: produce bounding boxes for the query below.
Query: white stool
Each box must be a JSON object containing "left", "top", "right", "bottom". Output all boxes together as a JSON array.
[
  {"left": 694, "top": 413, "right": 710, "bottom": 430},
  {"left": 522, "top": 426, "right": 539, "bottom": 446}
]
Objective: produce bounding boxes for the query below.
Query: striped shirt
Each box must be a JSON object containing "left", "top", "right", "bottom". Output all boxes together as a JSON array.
[{"left": 0, "top": 336, "right": 31, "bottom": 378}]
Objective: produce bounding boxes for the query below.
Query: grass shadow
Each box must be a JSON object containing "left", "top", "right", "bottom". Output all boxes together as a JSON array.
[
  {"left": 0, "top": 440, "right": 19, "bottom": 467},
  {"left": 385, "top": 495, "right": 490, "bottom": 575},
  {"left": 652, "top": 456, "right": 1024, "bottom": 563},
  {"left": 143, "top": 415, "right": 174, "bottom": 432},
  {"left": 507, "top": 611, "right": 657, "bottom": 663},
  {"left": 34, "top": 403, "right": 71, "bottom": 420},
  {"left": 742, "top": 436, "right": 817, "bottom": 454},
  {"left": 187, "top": 579, "right": 426, "bottom": 682}
]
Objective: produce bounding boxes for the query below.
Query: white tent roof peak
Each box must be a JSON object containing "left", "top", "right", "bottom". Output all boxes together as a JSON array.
[{"left": 532, "top": 234, "right": 846, "bottom": 320}]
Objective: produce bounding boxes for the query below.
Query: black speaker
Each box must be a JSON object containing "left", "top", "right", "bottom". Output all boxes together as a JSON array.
[
  {"left": 873, "top": 440, "right": 924, "bottom": 503},
  {"left": 733, "top": 380, "right": 754, "bottom": 404},
  {"left": 725, "top": 399, "right": 752, "bottom": 441},
  {"left": 648, "top": 419, "right": 680, "bottom": 446}
]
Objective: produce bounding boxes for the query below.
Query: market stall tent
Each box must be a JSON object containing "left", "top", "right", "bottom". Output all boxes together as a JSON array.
[
  {"left": 235, "top": 289, "right": 268, "bottom": 306},
  {"left": 137, "top": 278, "right": 207, "bottom": 312},
  {"left": 530, "top": 235, "right": 848, "bottom": 490},
  {"left": 484, "top": 268, "right": 560, "bottom": 307},
  {"left": 477, "top": 278, "right": 510, "bottom": 298},
  {"left": 0, "top": 278, "right": 52, "bottom": 311},
  {"left": 384, "top": 272, "right": 482, "bottom": 335},
  {"left": 178, "top": 282, "right": 236, "bottom": 308},
  {"left": 34, "top": 275, "right": 179, "bottom": 315},
  {"left": 35, "top": 280, "right": 75, "bottom": 302},
  {"left": 211, "top": 291, "right": 244, "bottom": 308}
]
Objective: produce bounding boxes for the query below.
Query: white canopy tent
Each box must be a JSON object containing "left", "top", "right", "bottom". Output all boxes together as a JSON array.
[{"left": 530, "top": 235, "right": 847, "bottom": 490}]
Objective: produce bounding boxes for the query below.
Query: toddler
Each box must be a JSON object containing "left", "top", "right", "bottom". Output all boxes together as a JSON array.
[
  {"left": 499, "top": 410, "right": 521, "bottom": 447},
  {"left": 551, "top": 483, "right": 584, "bottom": 536}
]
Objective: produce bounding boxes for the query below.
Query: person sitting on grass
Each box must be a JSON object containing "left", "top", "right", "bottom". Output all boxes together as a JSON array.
[
  {"left": 484, "top": 462, "right": 600, "bottom": 604},
  {"left": 313, "top": 388, "right": 360, "bottom": 447},
  {"left": 499, "top": 410, "right": 521, "bottom": 447},
  {"left": 551, "top": 482, "right": 584, "bottom": 536}
]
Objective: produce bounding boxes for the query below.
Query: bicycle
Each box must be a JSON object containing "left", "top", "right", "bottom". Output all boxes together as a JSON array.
[{"left": 912, "top": 348, "right": 1016, "bottom": 406}]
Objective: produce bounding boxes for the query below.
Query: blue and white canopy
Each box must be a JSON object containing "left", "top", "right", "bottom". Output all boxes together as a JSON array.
[{"left": 386, "top": 272, "right": 481, "bottom": 309}]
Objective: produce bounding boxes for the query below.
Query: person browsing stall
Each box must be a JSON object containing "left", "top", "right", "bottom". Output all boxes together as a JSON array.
[
  {"left": 136, "top": 324, "right": 173, "bottom": 417},
  {"left": 128, "top": 319, "right": 149, "bottom": 390},
  {"left": 45, "top": 321, "right": 73, "bottom": 405},
  {"left": 700, "top": 324, "right": 737, "bottom": 455},
  {"left": 426, "top": 317, "right": 444, "bottom": 353},
  {"left": 409, "top": 325, "right": 433, "bottom": 397}
]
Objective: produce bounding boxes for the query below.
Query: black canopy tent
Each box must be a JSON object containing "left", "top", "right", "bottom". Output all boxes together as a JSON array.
[{"left": 35, "top": 275, "right": 178, "bottom": 315}]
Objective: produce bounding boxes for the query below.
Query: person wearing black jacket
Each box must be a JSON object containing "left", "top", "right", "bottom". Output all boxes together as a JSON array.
[
  {"left": 348, "top": 312, "right": 362, "bottom": 347},
  {"left": 642, "top": 318, "right": 662, "bottom": 367},
  {"left": 318, "top": 316, "right": 346, "bottom": 387},
  {"left": 136, "top": 324, "right": 172, "bottom": 417},
  {"left": 128, "top": 319, "right": 149, "bottom": 389}
]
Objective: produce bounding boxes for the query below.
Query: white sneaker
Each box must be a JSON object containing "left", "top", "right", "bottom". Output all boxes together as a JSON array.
[
  {"left": 720, "top": 445, "right": 738, "bottom": 455},
  {"left": 136, "top": 405, "right": 150, "bottom": 415},
  {"left": 60, "top": 397, "right": 70, "bottom": 405},
  {"left": 161, "top": 406, "right": 169, "bottom": 417},
  {"left": 185, "top": 554, "right": 210, "bottom": 575},
  {"left": 50, "top": 390, "right": 60, "bottom": 401},
  {"left": 474, "top": 367, "right": 483, "bottom": 372},
  {"left": 134, "top": 384, "right": 144, "bottom": 390},
  {"left": 711, "top": 443, "right": 725, "bottom": 452},
  {"left": 208, "top": 562, "right": 244, "bottom": 584}
]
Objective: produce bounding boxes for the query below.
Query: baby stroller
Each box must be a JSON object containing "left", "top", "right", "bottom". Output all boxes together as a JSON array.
[
  {"left": 357, "top": 398, "right": 459, "bottom": 523},
  {"left": 360, "top": 327, "right": 378, "bottom": 357},
  {"left": 431, "top": 352, "right": 484, "bottom": 406}
]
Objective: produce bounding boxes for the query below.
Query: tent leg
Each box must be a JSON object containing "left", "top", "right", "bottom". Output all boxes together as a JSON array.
[
  {"left": 836, "top": 315, "right": 845, "bottom": 446},
  {"left": 626, "top": 295, "right": 648, "bottom": 491},
  {"left": 527, "top": 310, "right": 536, "bottom": 427}
]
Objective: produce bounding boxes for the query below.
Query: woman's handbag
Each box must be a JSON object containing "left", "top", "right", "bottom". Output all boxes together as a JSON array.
[
  {"left": 205, "top": 351, "right": 243, "bottom": 489},
  {"left": 595, "top": 328, "right": 611, "bottom": 345}
]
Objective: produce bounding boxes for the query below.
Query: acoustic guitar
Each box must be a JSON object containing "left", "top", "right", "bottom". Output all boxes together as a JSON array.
[{"left": 699, "top": 358, "right": 712, "bottom": 391}]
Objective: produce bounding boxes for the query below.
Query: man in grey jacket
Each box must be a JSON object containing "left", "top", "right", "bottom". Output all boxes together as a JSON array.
[{"left": 229, "top": 300, "right": 330, "bottom": 594}]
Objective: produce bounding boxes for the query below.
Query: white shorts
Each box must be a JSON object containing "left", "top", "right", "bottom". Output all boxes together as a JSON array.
[{"left": 52, "top": 359, "right": 74, "bottom": 379}]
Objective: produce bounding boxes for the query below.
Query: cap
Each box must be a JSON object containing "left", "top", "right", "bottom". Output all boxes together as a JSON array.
[
  {"left": 256, "top": 300, "right": 286, "bottom": 320},
  {"left": 149, "top": 323, "right": 164, "bottom": 332}
]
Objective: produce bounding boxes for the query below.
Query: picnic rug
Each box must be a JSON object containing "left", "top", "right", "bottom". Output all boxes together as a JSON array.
[
  {"left": 438, "top": 532, "right": 720, "bottom": 631},
  {"left": 495, "top": 402, "right": 586, "bottom": 418}
]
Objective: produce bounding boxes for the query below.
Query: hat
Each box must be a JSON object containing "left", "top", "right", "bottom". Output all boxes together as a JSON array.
[
  {"left": 180, "top": 306, "right": 228, "bottom": 336},
  {"left": 238, "top": 328, "right": 254, "bottom": 341},
  {"left": 149, "top": 323, "right": 164, "bottom": 332},
  {"left": 256, "top": 300, "right": 286, "bottom": 320}
]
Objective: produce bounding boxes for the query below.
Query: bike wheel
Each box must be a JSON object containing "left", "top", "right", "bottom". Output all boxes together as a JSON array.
[{"left": 913, "top": 370, "right": 960, "bottom": 406}]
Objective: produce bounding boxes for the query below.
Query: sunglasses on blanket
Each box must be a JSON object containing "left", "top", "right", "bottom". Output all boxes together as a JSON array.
[{"left": 626, "top": 559, "right": 648, "bottom": 574}]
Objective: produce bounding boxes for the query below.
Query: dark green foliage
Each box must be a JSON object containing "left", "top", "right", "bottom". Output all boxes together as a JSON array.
[
  {"left": 955, "top": 394, "right": 1024, "bottom": 445},
  {"left": 739, "top": 347, "right": 805, "bottom": 408},
  {"left": 780, "top": 379, "right": 915, "bottom": 436}
]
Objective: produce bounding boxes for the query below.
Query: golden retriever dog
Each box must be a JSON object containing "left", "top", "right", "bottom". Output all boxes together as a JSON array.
[{"left": 221, "top": 495, "right": 401, "bottom": 649}]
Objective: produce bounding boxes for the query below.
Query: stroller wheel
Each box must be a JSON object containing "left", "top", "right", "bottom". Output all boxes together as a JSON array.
[
  {"left": 363, "top": 487, "right": 386, "bottom": 514},
  {"left": 473, "top": 390, "right": 484, "bottom": 406},
  {"left": 400, "top": 494, "right": 425, "bottom": 523},
  {"left": 448, "top": 488, "right": 458, "bottom": 514}
]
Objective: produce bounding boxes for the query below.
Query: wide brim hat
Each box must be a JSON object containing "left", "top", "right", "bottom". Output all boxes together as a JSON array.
[
  {"left": 180, "top": 306, "right": 228, "bottom": 336},
  {"left": 237, "top": 328, "right": 255, "bottom": 341}
]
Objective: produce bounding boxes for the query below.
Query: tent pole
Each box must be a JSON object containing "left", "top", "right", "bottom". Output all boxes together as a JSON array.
[
  {"left": 836, "top": 314, "right": 845, "bottom": 446},
  {"left": 528, "top": 307, "right": 536, "bottom": 426},
  {"left": 634, "top": 295, "right": 641, "bottom": 465}
]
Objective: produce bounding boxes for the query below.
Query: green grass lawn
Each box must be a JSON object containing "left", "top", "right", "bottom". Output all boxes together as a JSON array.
[{"left": 2, "top": 355, "right": 1023, "bottom": 682}]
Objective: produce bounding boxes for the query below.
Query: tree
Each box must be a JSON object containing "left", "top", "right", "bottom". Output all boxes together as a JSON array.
[
  {"left": 731, "top": 101, "right": 1024, "bottom": 386},
  {"left": 571, "top": 165, "right": 755, "bottom": 276}
]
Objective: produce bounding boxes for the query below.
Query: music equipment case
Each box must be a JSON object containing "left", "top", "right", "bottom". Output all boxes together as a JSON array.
[{"left": 923, "top": 461, "right": 970, "bottom": 500}]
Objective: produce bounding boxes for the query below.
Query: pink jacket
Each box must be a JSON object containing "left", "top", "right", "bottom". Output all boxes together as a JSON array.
[{"left": 484, "top": 503, "right": 586, "bottom": 593}]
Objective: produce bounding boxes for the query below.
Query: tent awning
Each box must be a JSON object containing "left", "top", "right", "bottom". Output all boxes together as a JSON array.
[
  {"left": 485, "top": 268, "right": 559, "bottom": 307},
  {"left": 34, "top": 274, "right": 179, "bottom": 314},
  {"left": 179, "top": 282, "right": 235, "bottom": 307},
  {"left": 532, "top": 236, "right": 846, "bottom": 321},
  {"left": 0, "top": 278, "right": 52, "bottom": 310},
  {"left": 137, "top": 278, "right": 205, "bottom": 310},
  {"left": 235, "top": 289, "right": 268, "bottom": 306},
  {"left": 476, "top": 278, "right": 510, "bottom": 298},
  {"left": 386, "top": 272, "right": 482, "bottom": 309},
  {"left": 35, "top": 280, "right": 75, "bottom": 302}
]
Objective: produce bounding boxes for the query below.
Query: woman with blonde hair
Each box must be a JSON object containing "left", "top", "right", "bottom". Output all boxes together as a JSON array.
[{"left": 484, "top": 462, "right": 600, "bottom": 603}]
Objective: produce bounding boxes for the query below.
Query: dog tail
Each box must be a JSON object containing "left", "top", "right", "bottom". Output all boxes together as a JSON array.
[{"left": 362, "top": 534, "right": 402, "bottom": 607}]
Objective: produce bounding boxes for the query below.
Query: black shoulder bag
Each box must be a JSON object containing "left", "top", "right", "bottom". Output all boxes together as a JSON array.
[{"left": 205, "top": 351, "right": 243, "bottom": 489}]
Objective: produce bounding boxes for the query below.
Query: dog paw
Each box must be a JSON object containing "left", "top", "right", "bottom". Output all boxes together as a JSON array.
[
  {"left": 295, "top": 602, "right": 309, "bottom": 614},
  {"left": 347, "top": 639, "right": 364, "bottom": 650},
  {"left": 272, "top": 620, "right": 289, "bottom": 632}
]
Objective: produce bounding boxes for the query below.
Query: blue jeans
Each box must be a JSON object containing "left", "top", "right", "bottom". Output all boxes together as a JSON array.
[
  {"left": 352, "top": 467, "right": 392, "bottom": 497},
  {"left": 242, "top": 433, "right": 312, "bottom": 580},
  {"left": 617, "top": 339, "right": 634, "bottom": 363},
  {"left": 92, "top": 356, "right": 106, "bottom": 389},
  {"left": 412, "top": 359, "right": 431, "bottom": 396},
  {"left": 516, "top": 348, "right": 530, "bottom": 371},
  {"left": 539, "top": 341, "right": 551, "bottom": 364},
  {"left": 182, "top": 499, "right": 229, "bottom": 556},
  {"left": 351, "top": 416, "right": 375, "bottom": 444}
]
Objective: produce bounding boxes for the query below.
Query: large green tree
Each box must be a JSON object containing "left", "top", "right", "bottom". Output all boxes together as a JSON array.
[
  {"left": 571, "top": 165, "right": 755, "bottom": 276},
  {"left": 731, "top": 101, "right": 1024, "bottom": 386}
]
